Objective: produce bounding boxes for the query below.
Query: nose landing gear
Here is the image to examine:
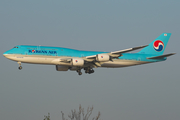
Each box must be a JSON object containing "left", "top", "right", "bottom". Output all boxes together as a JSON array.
[{"left": 18, "top": 62, "right": 22, "bottom": 70}]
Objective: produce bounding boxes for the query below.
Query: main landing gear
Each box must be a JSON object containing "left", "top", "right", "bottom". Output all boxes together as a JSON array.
[
  {"left": 77, "top": 69, "right": 82, "bottom": 75},
  {"left": 18, "top": 62, "right": 22, "bottom": 70},
  {"left": 76, "top": 67, "right": 95, "bottom": 75},
  {"left": 84, "top": 67, "right": 94, "bottom": 74}
]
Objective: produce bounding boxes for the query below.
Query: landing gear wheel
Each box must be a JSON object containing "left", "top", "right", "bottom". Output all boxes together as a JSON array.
[
  {"left": 84, "top": 67, "right": 95, "bottom": 74},
  {"left": 91, "top": 69, "right": 94, "bottom": 73},
  {"left": 78, "top": 72, "right": 82, "bottom": 75},
  {"left": 77, "top": 68, "right": 82, "bottom": 75},
  {"left": 85, "top": 70, "right": 89, "bottom": 73},
  {"left": 18, "top": 66, "right": 22, "bottom": 70},
  {"left": 87, "top": 69, "right": 94, "bottom": 74}
]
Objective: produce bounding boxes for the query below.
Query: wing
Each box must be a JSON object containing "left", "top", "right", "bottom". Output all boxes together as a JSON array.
[
  {"left": 110, "top": 45, "right": 148, "bottom": 54},
  {"left": 57, "top": 45, "right": 148, "bottom": 68},
  {"left": 83, "top": 45, "right": 148, "bottom": 67},
  {"left": 86, "top": 45, "right": 148, "bottom": 59}
]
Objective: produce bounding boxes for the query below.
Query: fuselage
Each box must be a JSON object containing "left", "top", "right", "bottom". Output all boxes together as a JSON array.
[
  {"left": 3, "top": 33, "right": 174, "bottom": 75},
  {"left": 3, "top": 45, "right": 165, "bottom": 68}
]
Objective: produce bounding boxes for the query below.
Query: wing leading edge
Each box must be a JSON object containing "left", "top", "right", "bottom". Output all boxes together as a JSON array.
[{"left": 86, "top": 45, "right": 148, "bottom": 59}]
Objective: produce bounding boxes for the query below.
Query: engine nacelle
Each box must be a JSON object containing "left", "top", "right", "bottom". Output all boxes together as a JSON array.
[
  {"left": 96, "top": 54, "right": 110, "bottom": 62},
  {"left": 56, "top": 65, "right": 69, "bottom": 71},
  {"left": 72, "top": 58, "right": 84, "bottom": 66}
]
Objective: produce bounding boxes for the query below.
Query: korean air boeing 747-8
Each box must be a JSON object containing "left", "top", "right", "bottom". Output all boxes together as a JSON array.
[{"left": 3, "top": 33, "right": 175, "bottom": 75}]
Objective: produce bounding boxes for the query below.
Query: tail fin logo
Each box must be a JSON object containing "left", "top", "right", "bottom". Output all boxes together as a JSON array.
[{"left": 153, "top": 40, "right": 164, "bottom": 52}]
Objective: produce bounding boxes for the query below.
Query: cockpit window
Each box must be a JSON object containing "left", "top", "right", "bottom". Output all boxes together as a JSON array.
[{"left": 14, "top": 46, "right": 18, "bottom": 48}]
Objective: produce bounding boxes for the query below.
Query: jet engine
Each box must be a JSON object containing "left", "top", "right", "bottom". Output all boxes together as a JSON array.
[
  {"left": 96, "top": 54, "right": 110, "bottom": 62},
  {"left": 72, "top": 58, "right": 84, "bottom": 66},
  {"left": 56, "top": 65, "right": 69, "bottom": 71}
]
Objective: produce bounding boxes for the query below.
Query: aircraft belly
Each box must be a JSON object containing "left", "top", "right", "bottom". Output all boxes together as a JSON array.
[
  {"left": 22, "top": 57, "right": 53, "bottom": 64},
  {"left": 5, "top": 54, "right": 149, "bottom": 67},
  {"left": 4, "top": 54, "right": 57, "bottom": 65}
]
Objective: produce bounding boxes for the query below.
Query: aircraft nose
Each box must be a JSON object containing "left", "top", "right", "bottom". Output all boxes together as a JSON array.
[{"left": 3, "top": 51, "right": 8, "bottom": 57}]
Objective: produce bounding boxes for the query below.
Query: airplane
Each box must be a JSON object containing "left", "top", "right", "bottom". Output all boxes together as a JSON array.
[{"left": 3, "top": 33, "right": 175, "bottom": 75}]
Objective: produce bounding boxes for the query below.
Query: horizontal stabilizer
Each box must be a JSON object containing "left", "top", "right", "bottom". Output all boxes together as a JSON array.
[{"left": 147, "top": 53, "right": 176, "bottom": 59}]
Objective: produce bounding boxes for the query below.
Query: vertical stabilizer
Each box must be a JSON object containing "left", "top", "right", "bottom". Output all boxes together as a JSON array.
[{"left": 138, "top": 33, "right": 171, "bottom": 55}]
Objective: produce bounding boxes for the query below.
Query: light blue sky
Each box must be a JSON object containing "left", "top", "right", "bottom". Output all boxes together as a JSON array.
[{"left": 0, "top": 0, "right": 179, "bottom": 120}]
